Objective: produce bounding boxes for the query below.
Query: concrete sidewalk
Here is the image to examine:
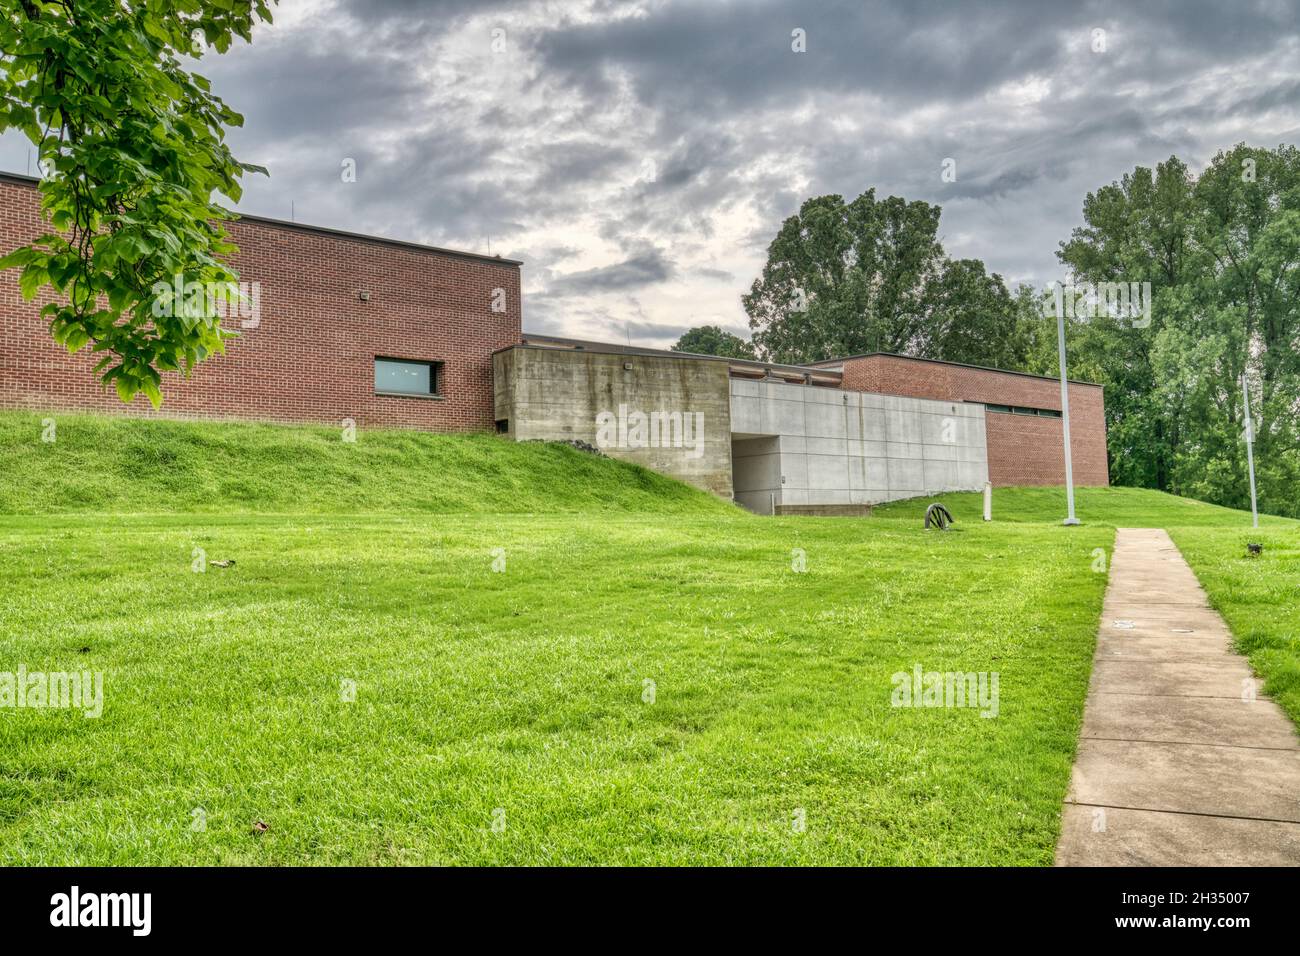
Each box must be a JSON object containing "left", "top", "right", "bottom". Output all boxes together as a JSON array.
[{"left": 1056, "top": 528, "right": 1300, "bottom": 866}]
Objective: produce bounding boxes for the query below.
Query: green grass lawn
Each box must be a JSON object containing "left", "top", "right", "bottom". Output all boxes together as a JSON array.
[
  {"left": 877, "top": 489, "right": 1300, "bottom": 725},
  {"left": 1168, "top": 528, "right": 1300, "bottom": 724},
  {"left": 0, "top": 412, "right": 724, "bottom": 515},
  {"left": 0, "top": 412, "right": 1294, "bottom": 865}
]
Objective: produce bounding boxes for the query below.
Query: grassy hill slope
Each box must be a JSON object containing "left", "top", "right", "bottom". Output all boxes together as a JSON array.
[
  {"left": 0, "top": 411, "right": 1296, "bottom": 864},
  {"left": 0, "top": 412, "right": 732, "bottom": 515}
]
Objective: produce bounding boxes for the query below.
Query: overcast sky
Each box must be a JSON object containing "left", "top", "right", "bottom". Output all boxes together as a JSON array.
[{"left": 2, "top": 0, "right": 1297, "bottom": 347}]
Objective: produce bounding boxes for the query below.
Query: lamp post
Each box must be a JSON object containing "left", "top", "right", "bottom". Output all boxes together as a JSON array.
[
  {"left": 1056, "top": 288, "right": 1080, "bottom": 526},
  {"left": 1242, "top": 372, "right": 1259, "bottom": 529}
]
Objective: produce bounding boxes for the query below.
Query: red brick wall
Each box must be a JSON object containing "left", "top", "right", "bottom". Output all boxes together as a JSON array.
[
  {"left": 0, "top": 176, "right": 521, "bottom": 431},
  {"left": 830, "top": 354, "right": 1110, "bottom": 486}
]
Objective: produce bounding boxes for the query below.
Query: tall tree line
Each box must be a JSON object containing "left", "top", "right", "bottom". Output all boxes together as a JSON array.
[
  {"left": 1044, "top": 144, "right": 1299, "bottom": 517},
  {"left": 674, "top": 143, "right": 1299, "bottom": 516},
  {"left": 738, "top": 190, "right": 1030, "bottom": 371}
]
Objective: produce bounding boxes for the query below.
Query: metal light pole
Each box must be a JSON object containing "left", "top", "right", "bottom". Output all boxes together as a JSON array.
[
  {"left": 1242, "top": 372, "right": 1259, "bottom": 529},
  {"left": 1056, "top": 290, "right": 1080, "bottom": 526}
]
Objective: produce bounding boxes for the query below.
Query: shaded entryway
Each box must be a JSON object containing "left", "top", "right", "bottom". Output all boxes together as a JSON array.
[{"left": 731, "top": 434, "right": 780, "bottom": 514}]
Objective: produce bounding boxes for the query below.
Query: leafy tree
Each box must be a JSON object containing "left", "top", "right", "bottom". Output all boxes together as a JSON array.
[
  {"left": 0, "top": 0, "right": 275, "bottom": 405},
  {"left": 913, "top": 258, "right": 1028, "bottom": 369},
  {"left": 743, "top": 191, "right": 944, "bottom": 363},
  {"left": 1059, "top": 145, "right": 1300, "bottom": 516},
  {"left": 742, "top": 190, "right": 1025, "bottom": 369},
  {"left": 1186, "top": 144, "right": 1300, "bottom": 511},
  {"left": 1056, "top": 156, "right": 1198, "bottom": 490},
  {"left": 1011, "top": 283, "right": 1061, "bottom": 378},
  {"left": 671, "top": 325, "right": 756, "bottom": 359}
]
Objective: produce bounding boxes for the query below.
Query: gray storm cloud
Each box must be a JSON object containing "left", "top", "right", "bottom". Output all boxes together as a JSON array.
[{"left": 0, "top": 0, "right": 1295, "bottom": 346}]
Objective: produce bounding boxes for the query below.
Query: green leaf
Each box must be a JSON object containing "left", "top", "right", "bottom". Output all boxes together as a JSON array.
[
  {"left": 114, "top": 375, "right": 137, "bottom": 404},
  {"left": 18, "top": 266, "right": 48, "bottom": 300},
  {"left": 140, "top": 377, "right": 163, "bottom": 408},
  {"left": 64, "top": 326, "right": 91, "bottom": 353},
  {"left": 0, "top": 246, "right": 37, "bottom": 270}
]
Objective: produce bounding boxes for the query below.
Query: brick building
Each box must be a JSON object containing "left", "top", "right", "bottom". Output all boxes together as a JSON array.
[
  {"left": 0, "top": 172, "right": 1107, "bottom": 507},
  {"left": 0, "top": 173, "right": 522, "bottom": 431},
  {"left": 807, "top": 353, "right": 1110, "bottom": 487}
]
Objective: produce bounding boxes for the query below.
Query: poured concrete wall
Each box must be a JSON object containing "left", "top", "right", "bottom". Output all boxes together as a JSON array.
[
  {"left": 730, "top": 379, "right": 989, "bottom": 513},
  {"left": 493, "top": 346, "right": 734, "bottom": 496},
  {"left": 495, "top": 346, "right": 992, "bottom": 510}
]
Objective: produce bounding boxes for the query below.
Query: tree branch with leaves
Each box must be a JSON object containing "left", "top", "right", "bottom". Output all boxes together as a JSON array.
[{"left": 0, "top": 0, "right": 274, "bottom": 405}]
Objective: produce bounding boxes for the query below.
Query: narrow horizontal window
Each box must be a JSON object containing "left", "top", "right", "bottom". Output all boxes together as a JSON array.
[
  {"left": 984, "top": 402, "right": 1061, "bottom": 417},
  {"left": 375, "top": 358, "right": 442, "bottom": 396}
]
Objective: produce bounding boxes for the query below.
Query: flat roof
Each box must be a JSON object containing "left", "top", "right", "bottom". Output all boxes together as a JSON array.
[
  {"left": 505, "top": 333, "right": 844, "bottom": 382},
  {"left": 514, "top": 335, "right": 1101, "bottom": 389},
  {"left": 806, "top": 351, "right": 1102, "bottom": 388},
  {"left": 0, "top": 170, "right": 521, "bottom": 268}
]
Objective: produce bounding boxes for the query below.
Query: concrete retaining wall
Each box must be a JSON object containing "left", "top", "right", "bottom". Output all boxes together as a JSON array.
[
  {"left": 495, "top": 347, "right": 993, "bottom": 511},
  {"left": 729, "top": 379, "right": 989, "bottom": 514},
  {"left": 493, "top": 346, "right": 734, "bottom": 497}
]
